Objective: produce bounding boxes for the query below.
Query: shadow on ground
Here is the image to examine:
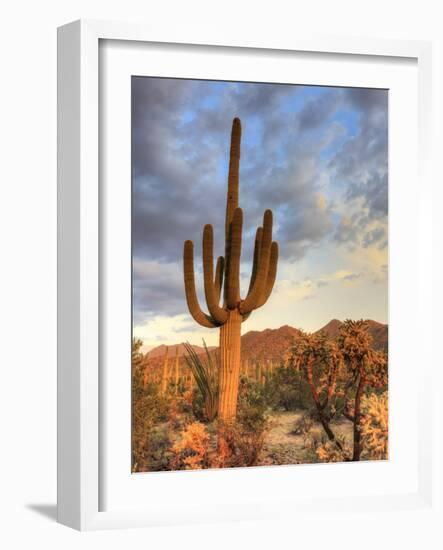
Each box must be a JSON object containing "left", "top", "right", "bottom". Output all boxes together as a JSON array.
[{"left": 26, "top": 504, "right": 57, "bottom": 522}]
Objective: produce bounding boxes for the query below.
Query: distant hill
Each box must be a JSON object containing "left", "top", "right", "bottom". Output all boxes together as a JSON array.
[
  {"left": 145, "top": 342, "right": 216, "bottom": 369},
  {"left": 241, "top": 325, "right": 302, "bottom": 365},
  {"left": 315, "top": 319, "right": 388, "bottom": 352},
  {"left": 143, "top": 319, "right": 388, "bottom": 369},
  {"left": 148, "top": 343, "right": 215, "bottom": 359},
  {"left": 315, "top": 319, "right": 342, "bottom": 339},
  {"left": 145, "top": 326, "right": 301, "bottom": 369}
]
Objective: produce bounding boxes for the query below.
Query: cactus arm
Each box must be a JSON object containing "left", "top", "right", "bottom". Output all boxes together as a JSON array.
[
  {"left": 246, "top": 226, "right": 263, "bottom": 296},
  {"left": 241, "top": 226, "right": 262, "bottom": 321},
  {"left": 214, "top": 256, "right": 224, "bottom": 302},
  {"left": 240, "top": 209, "right": 273, "bottom": 314},
  {"left": 226, "top": 207, "right": 243, "bottom": 309},
  {"left": 257, "top": 241, "right": 279, "bottom": 308},
  {"left": 203, "top": 225, "right": 228, "bottom": 324},
  {"left": 183, "top": 240, "right": 219, "bottom": 328},
  {"left": 225, "top": 118, "right": 241, "bottom": 241}
]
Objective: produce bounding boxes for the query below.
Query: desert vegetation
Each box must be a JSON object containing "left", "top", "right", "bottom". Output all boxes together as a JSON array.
[{"left": 132, "top": 318, "right": 388, "bottom": 472}]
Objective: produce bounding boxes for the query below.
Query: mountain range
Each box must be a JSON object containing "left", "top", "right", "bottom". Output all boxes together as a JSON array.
[
  {"left": 145, "top": 319, "right": 388, "bottom": 366},
  {"left": 315, "top": 319, "right": 388, "bottom": 351}
]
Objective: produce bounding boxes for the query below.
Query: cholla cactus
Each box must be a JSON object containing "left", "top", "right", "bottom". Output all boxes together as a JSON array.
[
  {"left": 360, "top": 392, "right": 388, "bottom": 460},
  {"left": 289, "top": 331, "right": 345, "bottom": 451},
  {"left": 183, "top": 118, "right": 278, "bottom": 421},
  {"left": 339, "top": 319, "right": 374, "bottom": 461}
]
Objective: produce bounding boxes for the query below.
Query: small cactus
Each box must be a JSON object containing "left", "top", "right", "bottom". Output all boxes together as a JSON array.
[
  {"left": 160, "top": 346, "right": 169, "bottom": 395},
  {"left": 174, "top": 347, "right": 180, "bottom": 394}
]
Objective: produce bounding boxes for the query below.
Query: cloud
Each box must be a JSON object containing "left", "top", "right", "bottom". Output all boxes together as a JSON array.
[
  {"left": 329, "top": 87, "right": 388, "bottom": 249},
  {"left": 131, "top": 78, "right": 388, "bottom": 324},
  {"left": 334, "top": 210, "right": 387, "bottom": 252},
  {"left": 132, "top": 260, "right": 186, "bottom": 322},
  {"left": 133, "top": 313, "right": 219, "bottom": 351},
  {"left": 273, "top": 279, "right": 318, "bottom": 303},
  {"left": 132, "top": 79, "right": 344, "bottom": 265},
  {"left": 362, "top": 227, "right": 387, "bottom": 248},
  {"left": 297, "top": 90, "right": 341, "bottom": 131},
  {"left": 342, "top": 272, "right": 362, "bottom": 281}
]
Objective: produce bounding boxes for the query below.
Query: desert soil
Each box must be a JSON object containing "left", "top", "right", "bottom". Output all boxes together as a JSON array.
[{"left": 260, "top": 411, "right": 353, "bottom": 465}]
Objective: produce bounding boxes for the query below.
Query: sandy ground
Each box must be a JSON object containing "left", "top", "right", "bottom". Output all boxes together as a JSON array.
[{"left": 260, "top": 410, "right": 353, "bottom": 465}]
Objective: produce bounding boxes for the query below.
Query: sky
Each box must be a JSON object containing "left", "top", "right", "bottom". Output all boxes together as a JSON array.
[{"left": 132, "top": 77, "right": 388, "bottom": 351}]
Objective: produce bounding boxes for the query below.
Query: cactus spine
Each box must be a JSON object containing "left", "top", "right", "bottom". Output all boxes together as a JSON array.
[{"left": 183, "top": 118, "right": 278, "bottom": 421}]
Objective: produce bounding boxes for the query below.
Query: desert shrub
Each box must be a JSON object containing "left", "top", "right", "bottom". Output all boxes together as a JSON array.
[
  {"left": 237, "top": 376, "right": 268, "bottom": 431},
  {"left": 314, "top": 437, "right": 349, "bottom": 463},
  {"left": 132, "top": 389, "right": 173, "bottom": 473},
  {"left": 302, "top": 429, "right": 349, "bottom": 463},
  {"left": 189, "top": 388, "right": 209, "bottom": 423},
  {"left": 170, "top": 422, "right": 212, "bottom": 470},
  {"left": 132, "top": 338, "right": 144, "bottom": 376},
  {"left": 133, "top": 379, "right": 170, "bottom": 422},
  {"left": 360, "top": 391, "right": 388, "bottom": 460},
  {"left": 184, "top": 342, "right": 218, "bottom": 422},
  {"left": 132, "top": 415, "right": 155, "bottom": 472},
  {"left": 291, "top": 413, "right": 314, "bottom": 436},
  {"left": 266, "top": 365, "right": 312, "bottom": 411},
  {"left": 215, "top": 421, "right": 267, "bottom": 468},
  {"left": 142, "top": 425, "right": 174, "bottom": 471},
  {"left": 181, "top": 388, "right": 194, "bottom": 408},
  {"left": 132, "top": 368, "right": 173, "bottom": 471},
  {"left": 212, "top": 379, "right": 269, "bottom": 468}
]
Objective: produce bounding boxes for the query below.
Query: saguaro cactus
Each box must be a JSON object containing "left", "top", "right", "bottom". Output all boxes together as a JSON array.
[
  {"left": 243, "top": 358, "right": 249, "bottom": 378},
  {"left": 143, "top": 355, "right": 150, "bottom": 389},
  {"left": 174, "top": 347, "right": 180, "bottom": 394},
  {"left": 255, "top": 362, "right": 262, "bottom": 383},
  {"left": 183, "top": 117, "right": 279, "bottom": 421},
  {"left": 160, "top": 346, "right": 169, "bottom": 396}
]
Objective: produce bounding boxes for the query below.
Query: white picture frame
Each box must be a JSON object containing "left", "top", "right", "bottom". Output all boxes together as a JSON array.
[{"left": 57, "top": 19, "right": 434, "bottom": 531}]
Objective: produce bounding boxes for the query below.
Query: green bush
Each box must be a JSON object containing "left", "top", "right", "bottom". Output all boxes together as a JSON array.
[
  {"left": 265, "top": 365, "right": 312, "bottom": 411},
  {"left": 132, "top": 373, "right": 172, "bottom": 471},
  {"left": 237, "top": 376, "right": 268, "bottom": 432},
  {"left": 139, "top": 425, "right": 173, "bottom": 472},
  {"left": 189, "top": 388, "right": 209, "bottom": 423}
]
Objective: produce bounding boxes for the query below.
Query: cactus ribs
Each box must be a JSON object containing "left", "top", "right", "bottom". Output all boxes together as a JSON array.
[{"left": 183, "top": 118, "right": 279, "bottom": 421}]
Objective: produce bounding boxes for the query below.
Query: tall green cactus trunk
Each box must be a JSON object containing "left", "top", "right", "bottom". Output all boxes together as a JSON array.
[
  {"left": 183, "top": 118, "right": 279, "bottom": 422},
  {"left": 218, "top": 309, "right": 242, "bottom": 420}
]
